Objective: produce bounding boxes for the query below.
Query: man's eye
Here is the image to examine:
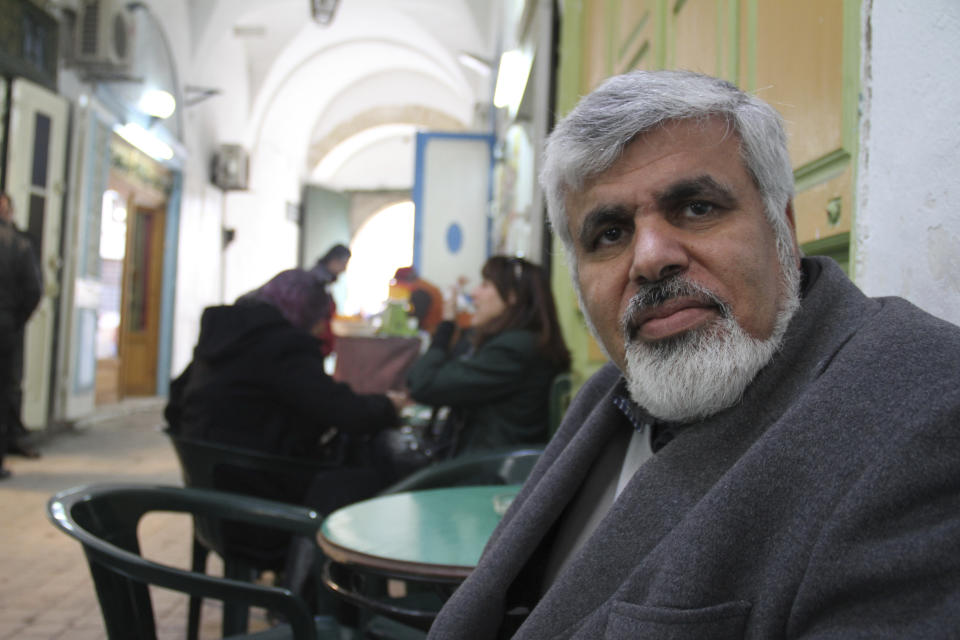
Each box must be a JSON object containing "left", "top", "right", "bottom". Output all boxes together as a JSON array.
[
  {"left": 602, "top": 227, "right": 622, "bottom": 242},
  {"left": 684, "top": 201, "right": 715, "bottom": 217},
  {"left": 595, "top": 226, "right": 625, "bottom": 247},
  {"left": 579, "top": 212, "right": 633, "bottom": 253}
]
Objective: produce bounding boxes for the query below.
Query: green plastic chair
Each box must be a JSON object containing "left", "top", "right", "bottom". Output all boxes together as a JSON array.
[
  {"left": 47, "top": 483, "right": 344, "bottom": 639},
  {"left": 164, "top": 428, "right": 345, "bottom": 638},
  {"left": 380, "top": 446, "right": 543, "bottom": 494}
]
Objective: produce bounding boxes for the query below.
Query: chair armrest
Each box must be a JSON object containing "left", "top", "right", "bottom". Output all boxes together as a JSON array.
[
  {"left": 381, "top": 447, "right": 544, "bottom": 493},
  {"left": 68, "top": 483, "right": 323, "bottom": 536},
  {"left": 47, "top": 483, "right": 322, "bottom": 638}
]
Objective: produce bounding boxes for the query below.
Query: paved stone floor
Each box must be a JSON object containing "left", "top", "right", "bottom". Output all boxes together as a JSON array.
[{"left": 0, "top": 398, "right": 271, "bottom": 639}]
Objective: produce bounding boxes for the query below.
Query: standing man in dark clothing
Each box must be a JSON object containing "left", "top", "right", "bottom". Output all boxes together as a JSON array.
[{"left": 0, "top": 193, "right": 43, "bottom": 478}]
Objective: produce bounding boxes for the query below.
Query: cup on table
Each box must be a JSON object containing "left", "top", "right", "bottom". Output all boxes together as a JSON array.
[{"left": 492, "top": 491, "right": 517, "bottom": 516}]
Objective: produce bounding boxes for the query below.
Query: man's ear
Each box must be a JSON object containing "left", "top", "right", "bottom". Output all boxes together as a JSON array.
[
  {"left": 784, "top": 201, "right": 797, "bottom": 229},
  {"left": 784, "top": 201, "right": 801, "bottom": 267}
]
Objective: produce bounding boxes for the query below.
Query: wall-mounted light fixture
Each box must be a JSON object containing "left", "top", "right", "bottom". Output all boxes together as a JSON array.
[
  {"left": 137, "top": 88, "right": 176, "bottom": 119},
  {"left": 113, "top": 122, "right": 173, "bottom": 161},
  {"left": 125, "top": 1, "right": 183, "bottom": 141},
  {"left": 493, "top": 48, "right": 533, "bottom": 116}
]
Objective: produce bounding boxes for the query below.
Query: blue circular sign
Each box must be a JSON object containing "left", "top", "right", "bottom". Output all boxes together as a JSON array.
[{"left": 446, "top": 223, "right": 463, "bottom": 254}]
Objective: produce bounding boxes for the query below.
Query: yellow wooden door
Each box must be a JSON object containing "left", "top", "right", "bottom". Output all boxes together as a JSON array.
[
  {"left": 118, "top": 202, "right": 165, "bottom": 396},
  {"left": 743, "top": 0, "right": 859, "bottom": 266}
]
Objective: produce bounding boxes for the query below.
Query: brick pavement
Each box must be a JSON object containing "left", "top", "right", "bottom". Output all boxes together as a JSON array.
[{"left": 0, "top": 398, "right": 271, "bottom": 639}]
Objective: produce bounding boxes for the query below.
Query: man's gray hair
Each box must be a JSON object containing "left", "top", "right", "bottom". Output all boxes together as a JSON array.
[{"left": 540, "top": 70, "right": 796, "bottom": 273}]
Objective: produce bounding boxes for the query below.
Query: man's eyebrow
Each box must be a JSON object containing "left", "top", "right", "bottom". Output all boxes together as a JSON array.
[
  {"left": 577, "top": 205, "right": 632, "bottom": 247},
  {"left": 654, "top": 175, "right": 737, "bottom": 209}
]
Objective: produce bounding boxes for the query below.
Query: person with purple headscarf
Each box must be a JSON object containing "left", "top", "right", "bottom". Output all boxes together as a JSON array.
[
  {"left": 234, "top": 243, "right": 352, "bottom": 356},
  {"left": 165, "top": 252, "right": 405, "bottom": 508}
]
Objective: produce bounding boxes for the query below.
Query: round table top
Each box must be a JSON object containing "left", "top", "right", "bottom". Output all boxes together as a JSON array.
[{"left": 319, "top": 485, "right": 520, "bottom": 580}]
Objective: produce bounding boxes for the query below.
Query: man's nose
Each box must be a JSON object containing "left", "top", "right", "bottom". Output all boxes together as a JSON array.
[{"left": 627, "top": 221, "right": 689, "bottom": 284}]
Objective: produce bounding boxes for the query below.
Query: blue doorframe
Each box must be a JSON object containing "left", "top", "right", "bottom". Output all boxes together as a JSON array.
[
  {"left": 412, "top": 131, "right": 495, "bottom": 274},
  {"left": 155, "top": 170, "right": 181, "bottom": 394}
]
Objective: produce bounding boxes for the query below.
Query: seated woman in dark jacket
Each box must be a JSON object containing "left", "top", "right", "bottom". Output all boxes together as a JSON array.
[
  {"left": 405, "top": 256, "right": 571, "bottom": 454},
  {"left": 165, "top": 269, "right": 404, "bottom": 511}
]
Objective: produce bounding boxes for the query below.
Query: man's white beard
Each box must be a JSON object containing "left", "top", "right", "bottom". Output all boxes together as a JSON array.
[{"left": 621, "top": 271, "right": 800, "bottom": 423}]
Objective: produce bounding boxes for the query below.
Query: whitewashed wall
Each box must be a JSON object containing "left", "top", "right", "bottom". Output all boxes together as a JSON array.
[
  {"left": 855, "top": 0, "right": 960, "bottom": 327},
  {"left": 167, "top": 0, "right": 250, "bottom": 376},
  {"left": 170, "top": 181, "right": 224, "bottom": 376}
]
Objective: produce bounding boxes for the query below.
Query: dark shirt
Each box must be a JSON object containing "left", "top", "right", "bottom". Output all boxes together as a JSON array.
[{"left": 0, "top": 220, "right": 42, "bottom": 329}]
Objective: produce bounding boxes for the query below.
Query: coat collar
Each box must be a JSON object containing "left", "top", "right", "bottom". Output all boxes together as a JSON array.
[{"left": 511, "top": 258, "right": 876, "bottom": 634}]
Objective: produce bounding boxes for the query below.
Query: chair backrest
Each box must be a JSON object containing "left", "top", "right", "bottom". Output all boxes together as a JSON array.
[
  {"left": 47, "top": 483, "right": 323, "bottom": 640},
  {"left": 380, "top": 446, "right": 543, "bottom": 494},
  {"left": 548, "top": 373, "right": 573, "bottom": 437},
  {"left": 164, "top": 427, "right": 344, "bottom": 491},
  {"left": 164, "top": 428, "right": 339, "bottom": 566}
]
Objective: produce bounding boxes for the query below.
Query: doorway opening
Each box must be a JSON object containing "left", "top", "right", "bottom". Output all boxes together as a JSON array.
[
  {"left": 94, "top": 138, "right": 171, "bottom": 404},
  {"left": 340, "top": 200, "right": 414, "bottom": 317},
  {"left": 94, "top": 189, "right": 126, "bottom": 404}
]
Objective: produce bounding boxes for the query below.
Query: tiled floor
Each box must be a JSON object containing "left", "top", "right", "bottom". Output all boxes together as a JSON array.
[{"left": 0, "top": 398, "right": 271, "bottom": 639}]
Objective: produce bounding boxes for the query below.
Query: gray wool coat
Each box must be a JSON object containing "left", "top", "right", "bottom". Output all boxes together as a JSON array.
[{"left": 427, "top": 257, "right": 960, "bottom": 639}]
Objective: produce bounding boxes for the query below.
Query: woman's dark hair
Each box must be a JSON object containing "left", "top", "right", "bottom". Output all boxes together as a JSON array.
[
  {"left": 473, "top": 255, "right": 571, "bottom": 370},
  {"left": 320, "top": 243, "right": 351, "bottom": 265}
]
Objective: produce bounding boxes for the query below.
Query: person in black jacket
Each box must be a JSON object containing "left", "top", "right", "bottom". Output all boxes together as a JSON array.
[
  {"left": 166, "top": 271, "right": 407, "bottom": 609},
  {"left": 405, "top": 256, "right": 571, "bottom": 455},
  {"left": 0, "top": 193, "right": 43, "bottom": 478},
  {"left": 165, "top": 270, "right": 404, "bottom": 511}
]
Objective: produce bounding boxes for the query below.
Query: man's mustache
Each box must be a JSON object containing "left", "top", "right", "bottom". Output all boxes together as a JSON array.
[{"left": 620, "top": 276, "right": 730, "bottom": 340}]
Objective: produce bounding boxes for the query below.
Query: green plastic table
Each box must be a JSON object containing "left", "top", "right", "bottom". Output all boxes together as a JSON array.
[{"left": 319, "top": 485, "right": 520, "bottom": 580}]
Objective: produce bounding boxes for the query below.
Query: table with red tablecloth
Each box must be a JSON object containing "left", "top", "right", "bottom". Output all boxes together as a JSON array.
[{"left": 332, "top": 335, "right": 423, "bottom": 394}]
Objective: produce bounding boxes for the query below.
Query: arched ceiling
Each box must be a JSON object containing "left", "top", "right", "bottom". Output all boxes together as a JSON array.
[{"left": 188, "top": 0, "right": 498, "bottom": 191}]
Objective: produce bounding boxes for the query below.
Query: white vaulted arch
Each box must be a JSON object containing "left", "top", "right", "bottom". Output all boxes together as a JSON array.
[{"left": 195, "top": 0, "right": 495, "bottom": 301}]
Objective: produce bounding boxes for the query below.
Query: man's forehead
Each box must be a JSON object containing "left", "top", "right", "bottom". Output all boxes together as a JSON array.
[
  {"left": 569, "top": 121, "right": 744, "bottom": 205},
  {"left": 611, "top": 119, "right": 736, "bottom": 173}
]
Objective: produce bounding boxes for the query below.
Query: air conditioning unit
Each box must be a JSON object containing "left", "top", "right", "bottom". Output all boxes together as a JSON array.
[
  {"left": 212, "top": 145, "right": 249, "bottom": 191},
  {"left": 73, "top": 0, "right": 134, "bottom": 71}
]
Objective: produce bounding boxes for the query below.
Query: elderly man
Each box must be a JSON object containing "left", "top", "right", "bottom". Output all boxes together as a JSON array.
[{"left": 427, "top": 70, "right": 960, "bottom": 638}]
